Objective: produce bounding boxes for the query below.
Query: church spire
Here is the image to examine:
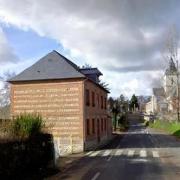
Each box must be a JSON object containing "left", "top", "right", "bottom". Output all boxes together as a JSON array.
[{"left": 165, "top": 57, "right": 177, "bottom": 75}]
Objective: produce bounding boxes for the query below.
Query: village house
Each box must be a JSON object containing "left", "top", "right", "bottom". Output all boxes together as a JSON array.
[
  {"left": 137, "top": 96, "right": 151, "bottom": 112},
  {"left": 8, "top": 50, "right": 112, "bottom": 156}
]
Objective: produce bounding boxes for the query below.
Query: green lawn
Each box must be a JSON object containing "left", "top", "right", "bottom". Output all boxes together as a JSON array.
[{"left": 149, "top": 120, "right": 180, "bottom": 138}]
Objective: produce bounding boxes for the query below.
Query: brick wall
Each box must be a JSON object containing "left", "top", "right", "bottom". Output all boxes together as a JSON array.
[
  {"left": 10, "top": 78, "right": 112, "bottom": 154},
  {"left": 84, "top": 80, "right": 112, "bottom": 150},
  {"left": 10, "top": 79, "right": 84, "bottom": 156}
]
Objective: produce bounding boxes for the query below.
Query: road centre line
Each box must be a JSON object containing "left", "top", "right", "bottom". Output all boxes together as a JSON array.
[{"left": 91, "top": 172, "right": 101, "bottom": 180}]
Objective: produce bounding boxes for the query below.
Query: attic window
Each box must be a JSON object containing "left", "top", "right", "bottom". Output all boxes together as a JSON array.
[
  {"left": 48, "top": 59, "right": 52, "bottom": 62},
  {"left": 37, "top": 70, "right": 40, "bottom": 73}
]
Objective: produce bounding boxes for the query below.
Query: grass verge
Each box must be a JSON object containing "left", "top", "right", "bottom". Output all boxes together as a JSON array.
[{"left": 149, "top": 120, "right": 180, "bottom": 138}]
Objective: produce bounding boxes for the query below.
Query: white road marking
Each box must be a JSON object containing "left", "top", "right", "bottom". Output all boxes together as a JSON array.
[
  {"left": 115, "top": 149, "right": 123, "bottom": 156},
  {"left": 140, "top": 150, "right": 147, "bottom": 157},
  {"left": 127, "top": 150, "right": 135, "bottom": 157},
  {"left": 89, "top": 151, "right": 100, "bottom": 157},
  {"left": 91, "top": 172, "right": 100, "bottom": 180},
  {"left": 152, "top": 151, "right": 159, "bottom": 158},
  {"left": 102, "top": 150, "right": 112, "bottom": 157},
  {"left": 85, "top": 151, "right": 93, "bottom": 156}
]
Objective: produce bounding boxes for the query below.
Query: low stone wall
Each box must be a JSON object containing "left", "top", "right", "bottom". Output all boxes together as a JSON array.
[{"left": 53, "top": 136, "right": 84, "bottom": 158}]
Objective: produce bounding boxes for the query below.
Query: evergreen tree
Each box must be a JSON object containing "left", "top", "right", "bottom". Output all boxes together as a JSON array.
[{"left": 129, "top": 94, "right": 139, "bottom": 111}]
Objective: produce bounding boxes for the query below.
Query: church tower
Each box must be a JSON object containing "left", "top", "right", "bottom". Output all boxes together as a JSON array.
[{"left": 164, "top": 57, "right": 177, "bottom": 97}]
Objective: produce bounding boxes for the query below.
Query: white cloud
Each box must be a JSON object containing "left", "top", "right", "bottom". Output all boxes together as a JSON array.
[{"left": 0, "top": 0, "right": 179, "bottom": 97}]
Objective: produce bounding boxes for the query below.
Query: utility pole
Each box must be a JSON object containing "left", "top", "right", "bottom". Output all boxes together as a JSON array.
[{"left": 176, "top": 60, "right": 180, "bottom": 122}]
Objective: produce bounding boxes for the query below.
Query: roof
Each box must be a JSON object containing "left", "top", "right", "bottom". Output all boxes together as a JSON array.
[
  {"left": 153, "top": 88, "right": 165, "bottom": 97},
  {"left": 8, "top": 50, "right": 85, "bottom": 82},
  {"left": 8, "top": 50, "right": 109, "bottom": 92},
  {"left": 80, "top": 68, "right": 102, "bottom": 76}
]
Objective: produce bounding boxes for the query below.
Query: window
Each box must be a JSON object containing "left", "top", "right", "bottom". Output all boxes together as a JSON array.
[
  {"left": 97, "top": 94, "right": 99, "bottom": 108},
  {"left": 86, "top": 89, "right": 90, "bottom": 106},
  {"left": 101, "top": 96, "right": 103, "bottom": 109},
  {"left": 87, "top": 119, "right": 90, "bottom": 135},
  {"left": 104, "top": 97, "right": 107, "bottom": 109},
  {"left": 92, "top": 91, "right": 95, "bottom": 107},
  {"left": 101, "top": 118, "right": 103, "bottom": 132},
  {"left": 92, "top": 119, "right": 95, "bottom": 134},
  {"left": 104, "top": 118, "right": 107, "bottom": 131}
]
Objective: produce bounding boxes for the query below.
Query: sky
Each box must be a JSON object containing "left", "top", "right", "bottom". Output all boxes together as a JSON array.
[{"left": 0, "top": 0, "right": 180, "bottom": 98}]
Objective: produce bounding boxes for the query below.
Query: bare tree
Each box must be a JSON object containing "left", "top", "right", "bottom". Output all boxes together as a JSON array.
[
  {"left": 162, "top": 25, "right": 178, "bottom": 65},
  {"left": 0, "top": 71, "right": 15, "bottom": 107}
]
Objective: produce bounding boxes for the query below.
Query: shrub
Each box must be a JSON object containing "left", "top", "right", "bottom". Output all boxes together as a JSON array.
[
  {"left": 0, "top": 133, "right": 54, "bottom": 178},
  {"left": 118, "top": 113, "right": 129, "bottom": 131},
  {"left": 11, "top": 113, "right": 44, "bottom": 138}
]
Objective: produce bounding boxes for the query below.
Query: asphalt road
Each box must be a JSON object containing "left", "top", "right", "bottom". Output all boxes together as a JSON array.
[{"left": 49, "top": 119, "right": 180, "bottom": 180}]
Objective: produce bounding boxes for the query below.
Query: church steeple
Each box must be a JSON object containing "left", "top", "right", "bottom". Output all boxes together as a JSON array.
[{"left": 165, "top": 57, "right": 177, "bottom": 75}]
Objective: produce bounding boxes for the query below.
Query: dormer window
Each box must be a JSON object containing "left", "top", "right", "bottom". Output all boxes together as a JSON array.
[{"left": 79, "top": 67, "right": 102, "bottom": 83}]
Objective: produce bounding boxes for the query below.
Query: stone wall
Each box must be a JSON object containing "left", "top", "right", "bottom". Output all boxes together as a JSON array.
[{"left": 10, "top": 79, "right": 84, "bottom": 156}]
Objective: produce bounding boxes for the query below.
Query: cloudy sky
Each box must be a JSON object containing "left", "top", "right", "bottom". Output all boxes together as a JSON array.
[{"left": 0, "top": 0, "right": 180, "bottom": 98}]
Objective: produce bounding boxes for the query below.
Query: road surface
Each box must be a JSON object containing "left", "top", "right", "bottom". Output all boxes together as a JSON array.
[{"left": 48, "top": 119, "right": 180, "bottom": 180}]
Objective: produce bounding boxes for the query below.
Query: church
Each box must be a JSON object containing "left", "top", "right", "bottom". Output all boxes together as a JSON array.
[{"left": 146, "top": 57, "right": 178, "bottom": 115}]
